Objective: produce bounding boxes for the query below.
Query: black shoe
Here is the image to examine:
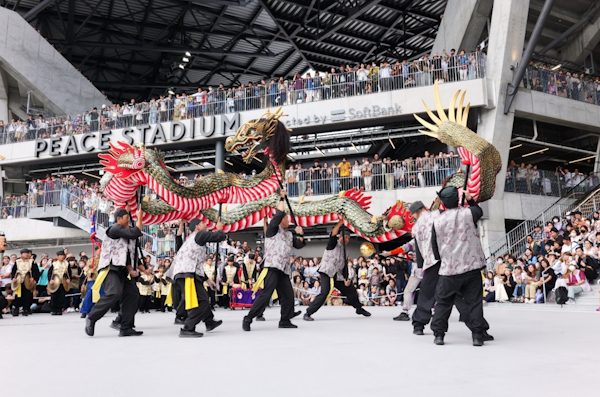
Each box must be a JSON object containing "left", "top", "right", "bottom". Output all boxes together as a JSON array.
[
  {"left": 303, "top": 313, "right": 314, "bottom": 321},
  {"left": 483, "top": 332, "right": 494, "bottom": 341},
  {"left": 119, "top": 328, "right": 143, "bottom": 337},
  {"left": 434, "top": 334, "right": 445, "bottom": 345},
  {"left": 356, "top": 308, "right": 371, "bottom": 317},
  {"left": 205, "top": 319, "right": 223, "bottom": 332},
  {"left": 12, "top": 309, "right": 18, "bottom": 317},
  {"left": 413, "top": 328, "right": 424, "bottom": 336},
  {"left": 110, "top": 321, "right": 121, "bottom": 331},
  {"left": 80, "top": 313, "right": 87, "bottom": 319},
  {"left": 278, "top": 320, "right": 298, "bottom": 329},
  {"left": 256, "top": 315, "right": 265, "bottom": 321},
  {"left": 393, "top": 312, "right": 410, "bottom": 321},
  {"left": 174, "top": 317, "right": 185, "bottom": 325},
  {"left": 0, "top": 313, "right": 3, "bottom": 319},
  {"left": 292, "top": 310, "right": 302, "bottom": 318},
  {"left": 22, "top": 311, "right": 29, "bottom": 316},
  {"left": 242, "top": 316, "right": 252, "bottom": 331},
  {"left": 179, "top": 328, "right": 203, "bottom": 338},
  {"left": 473, "top": 337, "right": 484, "bottom": 347},
  {"left": 85, "top": 318, "right": 95, "bottom": 337}
]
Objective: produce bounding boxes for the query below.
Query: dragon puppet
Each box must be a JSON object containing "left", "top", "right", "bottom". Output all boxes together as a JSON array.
[{"left": 98, "top": 81, "right": 501, "bottom": 243}]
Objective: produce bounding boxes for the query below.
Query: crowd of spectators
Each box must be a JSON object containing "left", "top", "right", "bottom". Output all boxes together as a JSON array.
[
  {"left": 0, "top": 49, "right": 486, "bottom": 145},
  {"left": 504, "top": 162, "right": 598, "bottom": 196},
  {"left": 523, "top": 61, "right": 600, "bottom": 104},
  {"left": 489, "top": 210, "right": 599, "bottom": 307}
]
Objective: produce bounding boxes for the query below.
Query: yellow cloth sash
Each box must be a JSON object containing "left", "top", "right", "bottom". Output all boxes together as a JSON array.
[
  {"left": 155, "top": 289, "right": 161, "bottom": 298},
  {"left": 184, "top": 277, "right": 199, "bottom": 310},
  {"left": 165, "top": 283, "right": 173, "bottom": 306},
  {"left": 251, "top": 268, "right": 278, "bottom": 300},
  {"left": 14, "top": 283, "right": 21, "bottom": 297},
  {"left": 222, "top": 285, "right": 228, "bottom": 295},
  {"left": 92, "top": 266, "right": 110, "bottom": 303},
  {"left": 326, "top": 278, "right": 334, "bottom": 301}
]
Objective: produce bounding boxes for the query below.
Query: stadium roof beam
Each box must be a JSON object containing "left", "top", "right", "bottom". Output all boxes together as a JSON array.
[
  {"left": 47, "top": 40, "right": 277, "bottom": 57},
  {"left": 22, "top": 0, "right": 61, "bottom": 22}
]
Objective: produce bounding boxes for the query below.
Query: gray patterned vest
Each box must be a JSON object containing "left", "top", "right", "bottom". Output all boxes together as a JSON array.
[
  {"left": 98, "top": 233, "right": 136, "bottom": 270},
  {"left": 168, "top": 231, "right": 207, "bottom": 278},
  {"left": 317, "top": 240, "right": 345, "bottom": 281},
  {"left": 412, "top": 211, "right": 440, "bottom": 270},
  {"left": 433, "top": 207, "right": 485, "bottom": 276},
  {"left": 264, "top": 226, "right": 293, "bottom": 275}
]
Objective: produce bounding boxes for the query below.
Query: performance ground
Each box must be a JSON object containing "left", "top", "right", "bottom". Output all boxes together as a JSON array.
[{"left": 3, "top": 306, "right": 597, "bottom": 396}]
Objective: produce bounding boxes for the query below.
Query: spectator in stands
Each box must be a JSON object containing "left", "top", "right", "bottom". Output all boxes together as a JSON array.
[{"left": 564, "top": 262, "right": 591, "bottom": 304}]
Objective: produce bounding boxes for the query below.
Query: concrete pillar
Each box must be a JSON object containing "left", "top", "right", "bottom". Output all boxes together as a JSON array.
[
  {"left": 476, "top": 0, "right": 530, "bottom": 254},
  {"left": 0, "top": 70, "right": 9, "bottom": 123},
  {"left": 431, "top": 0, "right": 493, "bottom": 55},
  {"left": 215, "top": 139, "right": 225, "bottom": 171}
]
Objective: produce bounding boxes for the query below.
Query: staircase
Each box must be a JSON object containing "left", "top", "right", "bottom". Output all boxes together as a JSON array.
[
  {"left": 485, "top": 283, "right": 600, "bottom": 312},
  {"left": 486, "top": 172, "right": 600, "bottom": 266},
  {"left": 27, "top": 196, "right": 156, "bottom": 261}
]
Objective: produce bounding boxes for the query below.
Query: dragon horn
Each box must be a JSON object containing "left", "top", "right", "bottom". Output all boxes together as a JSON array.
[
  {"left": 456, "top": 91, "right": 466, "bottom": 124},
  {"left": 433, "top": 80, "right": 448, "bottom": 123},
  {"left": 421, "top": 100, "right": 443, "bottom": 126},
  {"left": 448, "top": 90, "right": 461, "bottom": 123},
  {"left": 461, "top": 102, "right": 471, "bottom": 127}
]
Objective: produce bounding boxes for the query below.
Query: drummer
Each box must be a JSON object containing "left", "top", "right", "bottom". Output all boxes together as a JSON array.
[
  {"left": 47, "top": 250, "right": 71, "bottom": 316},
  {"left": 11, "top": 248, "right": 40, "bottom": 316}
]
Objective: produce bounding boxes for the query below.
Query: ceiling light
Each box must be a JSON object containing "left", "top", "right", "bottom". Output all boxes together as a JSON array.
[
  {"left": 168, "top": 89, "right": 175, "bottom": 95},
  {"left": 185, "top": 51, "right": 191, "bottom": 57},
  {"left": 182, "top": 57, "right": 190, "bottom": 62},
  {"left": 188, "top": 160, "right": 203, "bottom": 168},
  {"left": 315, "top": 146, "right": 325, "bottom": 156},
  {"left": 224, "top": 159, "right": 233, "bottom": 166},
  {"left": 510, "top": 144, "right": 522, "bottom": 150},
  {"left": 165, "top": 165, "right": 178, "bottom": 172},
  {"left": 521, "top": 148, "right": 549, "bottom": 157},
  {"left": 287, "top": 154, "right": 295, "bottom": 161},
  {"left": 388, "top": 138, "right": 395, "bottom": 149},
  {"left": 351, "top": 142, "right": 359, "bottom": 152},
  {"left": 178, "top": 64, "right": 185, "bottom": 69},
  {"left": 550, "top": 64, "right": 562, "bottom": 71},
  {"left": 568, "top": 155, "right": 596, "bottom": 164}
]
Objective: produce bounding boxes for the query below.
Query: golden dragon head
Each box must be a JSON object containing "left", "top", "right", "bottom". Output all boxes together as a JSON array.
[
  {"left": 225, "top": 107, "right": 290, "bottom": 164},
  {"left": 414, "top": 80, "right": 502, "bottom": 202}
]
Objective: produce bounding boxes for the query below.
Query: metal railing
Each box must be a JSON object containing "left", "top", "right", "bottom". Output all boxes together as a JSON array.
[
  {"left": 524, "top": 67, "right": 600, "bottom": 105},
  {"left": 285, "top": 157, "right": 463, "bottom": 196},
  {"left": 503, "top": 169, "right": 593, "bottom": 197},
  {"left": 0, "top": 52, "right": 486, "bottom": 146},
  {"left": 487, "top": 171, "right": 600, "bottom": 266}
]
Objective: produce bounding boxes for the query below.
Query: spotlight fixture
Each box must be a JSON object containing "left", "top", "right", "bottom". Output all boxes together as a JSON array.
[
  {"left": 509, "top": 144, "right": 522, "bottom": 150},
  {"left": 388, "top": 138, "right": 396, "bottom": 149},
  {"left": 550, "top": 64, "right": 562, "bottom": 71},
  {"left": 224, "top": 159, "right": 233, "bottom": 166},
  {"left": 185, "top": 51, "right": 191, "bottom": 57},
  {"left": 182, "top": 57, "right": 190, "bottom": 62},
  {"left": 178, "top": 64, "right": 185, "bottom": 69}
]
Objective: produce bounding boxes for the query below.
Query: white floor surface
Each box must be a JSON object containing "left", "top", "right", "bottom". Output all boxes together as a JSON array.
[{"left": 2, "top": 305, "right": 598, "bottom": 397}]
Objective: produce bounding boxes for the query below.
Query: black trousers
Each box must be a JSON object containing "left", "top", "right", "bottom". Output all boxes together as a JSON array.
[
  {"left": 88, "top": 268, "right": 139, "bottom": 330},
  {"left": 306, "top": 272, "right": 361, "bottom": 316},
  {"left": 431, "top": 269, "right": 487, "bottom": 337},
  {"left": 207, "top": 288, "right": 216, "bottom": 309},
  {"left": 0, "top": 295, "right": 7, "bottom": 312},
  {"left": 12, "top": 287, "right": 34, "bottom": 313},
  {"left": 413, "top": 263, "right": 489, "bottom": 333},
  {"left": 138, "top": 295, "right": 151, "bottom": 312},
  {"left": 50, "top": 285, "right": 66, "bottom": 313},
  {"left": 155, "top": 294, "right": 166, "bottom": 311},
  {"left": 248, "top": 268, "right": 294, "bottom": 322},
  {"left": 172, "top": 280, "right": 188, "bottom": 319},
  {"left": 175, "top": 277, "right": 214, "bottom": 331}
]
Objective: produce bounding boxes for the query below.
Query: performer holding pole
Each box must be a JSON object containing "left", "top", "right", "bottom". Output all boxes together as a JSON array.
[
  {"left": 11, "top": 248, "right": 39, "bottom": 316},
  {"left": 243, "top": 189, "right": 305, "bottom": 331},
  {"left": 165, "top": 219, "right": 226, "bottom": 337},
  {"left": 47, "top": 250, "right": 71, "bottom": 316},
  {"left": 85, "top": 207, "right": 144, "bottom": 337},
  {"left": 430, "top": 187, "right": 490, "bottom": 346},
  {"left": 172, "top": 220, "right": 188, "bottom": 325},
  {"left": 304, "top": 219, "right": 371, "bottom": 321}
]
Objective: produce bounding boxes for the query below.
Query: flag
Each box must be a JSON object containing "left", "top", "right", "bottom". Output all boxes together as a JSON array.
[{"left": 90, "top": 212, "right": 100, "bottom": 247}]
